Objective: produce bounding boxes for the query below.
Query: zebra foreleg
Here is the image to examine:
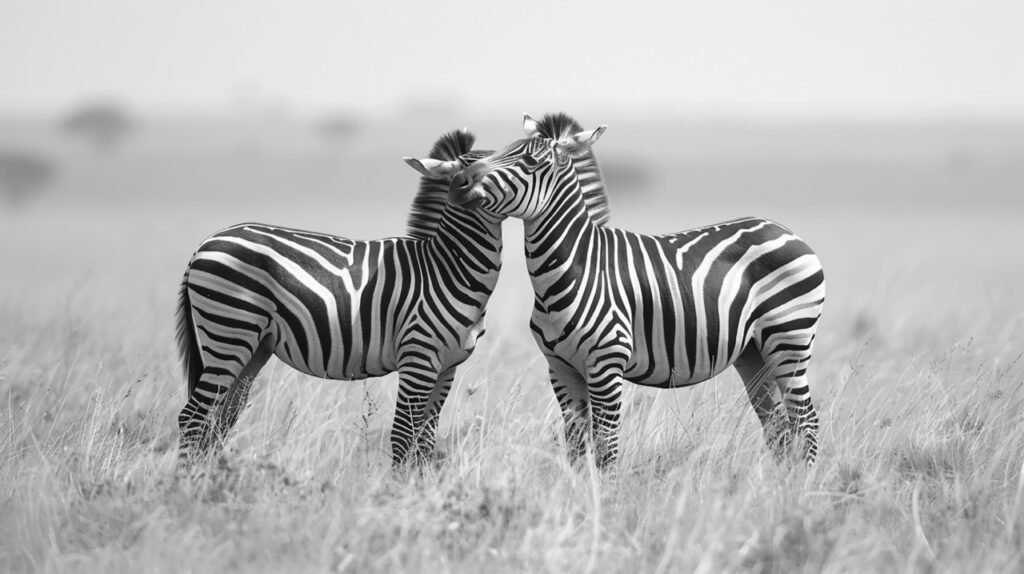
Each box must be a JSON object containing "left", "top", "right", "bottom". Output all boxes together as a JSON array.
[
  {"left": 415, "top": 366, "right": 456, "bottom": 462},
  {"left": 391, "top": 365, "right": 438, "bottom": 466},
  {"left": 547, "top": 361, "right": 590, "bottom": 465},
  {"left": 586, "top": 371, "right": 624, "bottom": 469}
]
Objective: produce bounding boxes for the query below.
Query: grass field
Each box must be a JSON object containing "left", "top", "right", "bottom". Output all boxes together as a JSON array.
[{"left": 2, "top": 114, "right": 1023, "bottom": 572}]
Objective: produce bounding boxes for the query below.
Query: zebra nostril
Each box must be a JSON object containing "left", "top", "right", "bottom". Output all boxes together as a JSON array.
[
  {"left": 449, "top": 172, "right": 476, "bottom": 195},
  {"left": 449, "top": 173, "right": 465, "bottom": 192}
]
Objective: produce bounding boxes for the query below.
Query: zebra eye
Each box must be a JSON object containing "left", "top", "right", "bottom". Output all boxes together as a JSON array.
[{"left": 519, "top": 154, "right": 541, "bottom": 173}]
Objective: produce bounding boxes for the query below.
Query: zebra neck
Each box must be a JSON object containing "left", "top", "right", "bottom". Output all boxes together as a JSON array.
[
  {"left": 571, "top": 147, "right": 610, "bottom": 227},
  {"left": 522, "top": 183, "right": 596, "bottom": 299},
  {"left": 427, "top": 207, "right": 504, "bottom": 293}
]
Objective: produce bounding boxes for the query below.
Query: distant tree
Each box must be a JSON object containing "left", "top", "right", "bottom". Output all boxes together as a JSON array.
[
  {"left": 0, "top": 150, "right": 57, "bottom": 206},
  {"left": 316, "top": 113, "right": 363, "bottom": 144},
  {"left": 59, "top": 101, "right": 135, "bottom": 150}
]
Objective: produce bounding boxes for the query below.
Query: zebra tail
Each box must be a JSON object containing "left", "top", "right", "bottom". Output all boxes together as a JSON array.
[{"left": 175, "top": 271, "right": 202, "bottom": 397}]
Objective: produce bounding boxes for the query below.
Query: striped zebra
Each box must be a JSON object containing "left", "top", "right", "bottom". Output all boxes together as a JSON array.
[
  {"left": 174, "top": 129, "right": 504, "bottom": 465},
  {"left": 175, "top": 120, "right": 614, "bottom": 466},
  {"left": 446, "top": 115, "right": 826, "bottom": 466}
]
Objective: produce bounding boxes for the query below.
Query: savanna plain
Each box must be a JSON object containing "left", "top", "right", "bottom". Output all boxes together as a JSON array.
[{"left": 2, "top": 113, "right": 1023, "bottom": 573}]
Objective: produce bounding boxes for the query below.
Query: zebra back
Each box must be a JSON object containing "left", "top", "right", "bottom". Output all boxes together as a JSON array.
[{"left": 406, "top": 129, "right": 492, "bottom": 240}]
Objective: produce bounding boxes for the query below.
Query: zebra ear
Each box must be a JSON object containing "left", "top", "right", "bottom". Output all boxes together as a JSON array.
[
  {"left": 571, "top": 125, "right": 607, "bottom": 148},
  {"left": 523, "top": 113, "right": 540, "bottom": 138},
  {"left": 403, "top": 157, "right": 461, "bottom": 179}
]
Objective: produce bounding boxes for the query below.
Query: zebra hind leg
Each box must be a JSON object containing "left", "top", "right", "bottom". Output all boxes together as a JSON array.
[
  {"left": 757, "top": 338, "right": 821, "bottom": 465},
  {"left": 777, "top": 373, "right": 820, "bottom": 464},
  {"left": 211, "top": 337, "right": 275, "bottom": 446},
  {"left": 178, "top": 336, "right": 274, "bottom": 466},
  {"left": 734, "top": 344, "right": 796, "bottom": 461},
  {"left": 178, "top": 371, "right": 233, "bottom": 466}
]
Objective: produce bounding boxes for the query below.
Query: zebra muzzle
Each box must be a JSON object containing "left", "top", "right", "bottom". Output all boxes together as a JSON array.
[{"left": 448, "top": 170, "right": 486, "bottom": 208}]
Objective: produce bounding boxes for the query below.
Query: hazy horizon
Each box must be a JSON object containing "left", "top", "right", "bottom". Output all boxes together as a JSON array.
[{"left": 3, "top": 1, "right": 1023, "bottom": 120}]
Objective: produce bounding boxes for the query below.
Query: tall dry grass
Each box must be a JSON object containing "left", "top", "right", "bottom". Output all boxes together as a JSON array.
[
  {"left": 2, "top": 118, "right": 1023, "bottom": 572},
  {"left": 2, "top": 299, "right": 1021, "bottom": 573}
]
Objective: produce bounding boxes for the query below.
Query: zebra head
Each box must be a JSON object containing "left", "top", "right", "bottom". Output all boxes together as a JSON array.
[
  {"left": 403, "top": 129, "right": 479, "bottom": 182},
  {"left": 447, "top": 114, "right": 606, "bottom": 218},
  {"left": 402, "top": 128, "right": 496, "bottom": 240}
]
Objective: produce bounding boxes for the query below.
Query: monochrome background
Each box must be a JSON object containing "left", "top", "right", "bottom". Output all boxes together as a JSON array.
[{"left": 2, "top": 2, "right": 1022, "bottom": 572}]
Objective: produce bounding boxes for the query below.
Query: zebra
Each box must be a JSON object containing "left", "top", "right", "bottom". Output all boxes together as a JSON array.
[
  {"left": 175, "top": 120, "right": 614, "bottom": 466},
  {"left": 174, "top": 129, "right": 503, "bottom": 466},
  {"left": 445, "top": 115, "right": 826, "bottom": 466}
]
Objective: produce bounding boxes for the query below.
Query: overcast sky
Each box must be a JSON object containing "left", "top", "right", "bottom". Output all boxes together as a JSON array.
[{"left": 2, "top": 0, "right": 1023, "bottom": 118}]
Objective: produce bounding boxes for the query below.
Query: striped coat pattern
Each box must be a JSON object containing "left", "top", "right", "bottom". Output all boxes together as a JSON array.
[
  {"left": 447, "top": 116, "right": 825, "bottom": 466},
  {"left": 175, "top": 130, "right": 502, "bottom": 464}
]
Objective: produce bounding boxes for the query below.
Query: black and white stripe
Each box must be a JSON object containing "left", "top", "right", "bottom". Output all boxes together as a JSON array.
[
  {"left": 175, "top": 129, "right": 503, "bottom": 464},
  {"left": 448, "top": 115, "right": 825, "bottom": 466}
]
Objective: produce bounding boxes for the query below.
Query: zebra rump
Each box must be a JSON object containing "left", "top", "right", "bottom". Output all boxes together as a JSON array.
[{"left": 176, "top": 273, "right": 202, "bottom": 398}]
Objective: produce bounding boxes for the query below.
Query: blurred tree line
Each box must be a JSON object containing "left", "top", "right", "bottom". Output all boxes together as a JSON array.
[
  {"left": 59, "top": 101, "right": 135, "bottom": 150},
  {"left": 1, "top": 100, "right": 136, "bottom": 208}
]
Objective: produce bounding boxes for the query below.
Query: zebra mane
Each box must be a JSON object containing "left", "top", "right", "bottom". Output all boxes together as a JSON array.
[
  {"left": 406, "top": 129, "right": 490, "bottom": 240},
  {"left": 534, "top": 112, "right": 611, "bottom": 227}
]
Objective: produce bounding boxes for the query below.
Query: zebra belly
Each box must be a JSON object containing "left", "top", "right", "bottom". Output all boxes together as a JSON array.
[
  {"left": 270, "top": 319, "right": 483, "bottom": 381},
  {"left": 624, "top": 339, "right": 743, "bottom": 389},
  {"left": 625, "top": 362, "right": 727, "bottom": 389},
  {"left": 271, "top": 336, "right": 395, "bottom": 381}
]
